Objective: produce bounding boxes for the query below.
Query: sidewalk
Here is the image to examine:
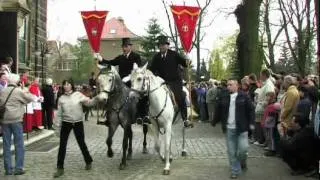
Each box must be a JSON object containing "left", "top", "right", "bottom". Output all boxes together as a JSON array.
[{"left": 0, "top": 129, "right": 54, "bottom": 156}]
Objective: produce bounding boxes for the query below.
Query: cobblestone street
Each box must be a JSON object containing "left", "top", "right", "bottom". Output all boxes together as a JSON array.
[{"left": 0, "top": 114, "right": 310, "bottom": 180}]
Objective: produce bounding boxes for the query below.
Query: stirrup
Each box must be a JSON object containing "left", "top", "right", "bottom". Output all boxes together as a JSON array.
[
  {"left": 97, "top": 120, "right": 108, "bottom": 126},
  {"left": 143, "top": 116, "right": 151, "bottom": 124}
]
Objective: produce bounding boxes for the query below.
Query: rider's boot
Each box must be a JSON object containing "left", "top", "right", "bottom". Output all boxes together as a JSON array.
[{"left": 136, "top": 117, "right": 143, "bottom": 124}]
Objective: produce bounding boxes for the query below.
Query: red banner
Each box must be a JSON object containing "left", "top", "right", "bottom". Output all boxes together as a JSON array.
[
  {"left": 81, "top": 11, "right": 108, "bottom": 53},
  {"left": 171, "top": 5, "right": 201, "bottom": 53}
]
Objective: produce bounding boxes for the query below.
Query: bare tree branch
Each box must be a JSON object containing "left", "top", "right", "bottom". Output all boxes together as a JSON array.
[
  {"left": 271, "top": 27, "right": 285, "bottom": 46},
  {"left": 278, "top": 0, "right": 298, "bottom": 64},
  {"left": 282, "top": 0, "right": 299, "bottom": 34},
  {"left": 161, "top": 0, "right": 178, "bottom": 50}
]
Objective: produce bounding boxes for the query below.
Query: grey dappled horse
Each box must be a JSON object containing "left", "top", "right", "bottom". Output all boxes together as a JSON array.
[{"left": 95, "top": 65, "right": 148, "bottom": 170}]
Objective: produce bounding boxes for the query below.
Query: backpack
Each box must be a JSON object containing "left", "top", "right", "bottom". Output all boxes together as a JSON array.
[{"left": 0, "top": 87, "right": 16, "bottom": 119}]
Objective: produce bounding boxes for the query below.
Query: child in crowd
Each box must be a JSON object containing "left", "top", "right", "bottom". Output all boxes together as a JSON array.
[{"left": 262, "top": 92, "right": 280, "bottom": 156}]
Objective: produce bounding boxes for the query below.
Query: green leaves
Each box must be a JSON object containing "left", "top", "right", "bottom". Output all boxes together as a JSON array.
[
  {"left": 140, "top": 18, "right": 163, "bottom": 62},
  {"left": 71, "top": 42, "right": 95, "bottom": 84},
  {"left": 208, "top": 32, "right": 238, "bottom": 80}
]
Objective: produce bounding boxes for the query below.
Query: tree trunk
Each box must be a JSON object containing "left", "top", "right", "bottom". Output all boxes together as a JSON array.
[
  {"left": 264, "top": 0, "right": 275, "bottom": 69},
  {"left": 196, "top": 12, "right": 202, "bottom": 81},
  {"left": 235, "top": 0, "right": 263, "bottom": 78}
]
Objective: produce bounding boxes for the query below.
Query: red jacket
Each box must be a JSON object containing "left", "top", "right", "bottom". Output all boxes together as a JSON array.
[
  {"left": 29, "top": 83, "right": 42, "bottom": 97},
  {"left": 262, "top": 102, "right": 281, "bottom": 128}
]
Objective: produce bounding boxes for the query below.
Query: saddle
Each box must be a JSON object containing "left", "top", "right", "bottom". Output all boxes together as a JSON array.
[{"left": 163, "top": 85, "right": 178, "bottom": 108}]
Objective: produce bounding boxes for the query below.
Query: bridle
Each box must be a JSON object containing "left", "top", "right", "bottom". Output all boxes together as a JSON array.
[
  {"left": 99, "top": 72, "right": 116, "bottom": 95},
  {"left": 132, "top": 73, "right": 165, "bottom": 96},
  {"left": 97, "top": 70, "right": 130, "bottom": 125},
  {"left": 132, "top": 72, "right": 168, "bottom": 134}
]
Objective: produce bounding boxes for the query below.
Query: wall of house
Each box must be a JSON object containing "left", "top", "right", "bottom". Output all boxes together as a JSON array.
[
  {"left": 98, "top": 39, "right": 142, "bottom": 59},
  {"left": 29, "top": 0, "right": 47, "bottom": 79},
  {"left": 0, "top": 0, "right": 47, "bottom": 80}
]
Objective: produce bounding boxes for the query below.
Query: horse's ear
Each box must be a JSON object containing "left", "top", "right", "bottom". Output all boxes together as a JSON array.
[
  {"left": 142, "top": 62, "right": 148, "bottom": 72},
  {"left": 133, "top": 63, "right": 138, "bottom": 71}
]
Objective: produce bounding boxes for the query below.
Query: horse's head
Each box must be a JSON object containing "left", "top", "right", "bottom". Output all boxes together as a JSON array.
[
  {"left": 96, "top": 65, "right": 122, "bottom": 101},
  {"left": 130, "top": 63, "right": 150, "bottom": 93}
]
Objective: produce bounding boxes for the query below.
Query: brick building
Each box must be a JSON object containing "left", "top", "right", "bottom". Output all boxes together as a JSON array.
[
  {"left": 0, "top": 0, "right": 48, "bottom": 80},
  {"left": 80, "top": 17, "right": 142, "bottom": 59}
]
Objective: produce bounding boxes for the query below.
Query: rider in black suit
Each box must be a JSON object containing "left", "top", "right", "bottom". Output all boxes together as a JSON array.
[
  {"left": 149, "top": 35, "right": 193, "bottom": 128},
  {"left": 97, "top": 38, "right": 142, "bottom": 86},
  {"left": 96, "top": 38, "right": 148, "bottom": 124}
]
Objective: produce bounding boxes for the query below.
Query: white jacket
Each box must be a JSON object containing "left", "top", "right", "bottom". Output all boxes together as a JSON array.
[{"left": 57, "top": 91, "right": 97, "bottom": 124}]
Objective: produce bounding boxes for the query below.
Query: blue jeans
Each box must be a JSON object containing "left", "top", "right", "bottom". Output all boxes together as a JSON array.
[
  {"left": 2, "top": 122, "right": 25, "bottom": 173},
  {"left": 226, "top": 128, "right": 249, "bottom": 175}
]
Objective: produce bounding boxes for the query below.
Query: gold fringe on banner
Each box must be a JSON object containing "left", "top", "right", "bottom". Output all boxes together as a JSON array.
[
  {"left": 171, "top": 9, "right": 200, "bottom": 16},
  {"left": 81, "top": 14, "right": 107, "bottom": 20}
]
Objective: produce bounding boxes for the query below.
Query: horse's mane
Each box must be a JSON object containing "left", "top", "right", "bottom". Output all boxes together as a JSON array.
[
  {"left": 131, "top": 67, "right": 165, "bottom": 88},
  {"left": 144, "top": 70, "right": 165, "bottom": 85},
  {"left": 107, "top": 69, "right": 124, "bottom": 87}
]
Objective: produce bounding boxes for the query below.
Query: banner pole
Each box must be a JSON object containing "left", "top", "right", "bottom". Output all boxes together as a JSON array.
[
  {"left": 181, "top": 53, "right": 191, "bottom": 157},
  {"left": 186, "top": 54, "right": 193, "bottom": 122}
]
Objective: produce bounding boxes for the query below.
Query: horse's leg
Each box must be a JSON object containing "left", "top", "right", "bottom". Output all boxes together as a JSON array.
[
  {"left": 127, "top": 126, "right": 133, "bottom": 160},
  {"left": 169, "top": 141, "right": 173, "bottom": 163},
  {"left": 106, "top": 123, "right": 118, "bottom": 158},
  {"left": 152, "top": 126, "right": 161, "bottom": 160},
  {"left": 142, "top": 124, "right": 148, "bottom": 154},
  {"left": 120, "top": 126, "right": 129, "bottom": 170},
  {"left": 181, "top": 126, "right": 187, "bottom": 157},
  {"left": 163, "top": 123, "right": 172, "bottom": 175}
]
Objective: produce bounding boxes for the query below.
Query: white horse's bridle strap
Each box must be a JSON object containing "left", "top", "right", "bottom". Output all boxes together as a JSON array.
[{"left": 144, "top": 77, "right": 165, "bottom": 94}]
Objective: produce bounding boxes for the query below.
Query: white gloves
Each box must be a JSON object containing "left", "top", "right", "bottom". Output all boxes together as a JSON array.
[
  {"left": 93, "top": 53, "right": 103, "bottom": 61},
  {"left": 122, "top": 75, "right": 131, "bottom": 83},
  {"left": 97, "top": 64, "right": 107, "bottom": 69}
]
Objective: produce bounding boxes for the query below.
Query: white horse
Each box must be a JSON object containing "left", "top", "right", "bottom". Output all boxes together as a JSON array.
[{"left": 130, "top": 63, "right": 184, "bottom": 175}]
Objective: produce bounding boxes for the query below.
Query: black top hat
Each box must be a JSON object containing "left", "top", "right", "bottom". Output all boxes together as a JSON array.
[
  {"left": 157, "top": 35, "right": 170, "bottom": 45},
  {"left": 122, "top": 38, "right": 132, "bottom": 46}
]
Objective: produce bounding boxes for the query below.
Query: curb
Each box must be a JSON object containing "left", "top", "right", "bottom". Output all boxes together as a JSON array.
[{"left": 0, "top": 129, "right": 55, "bottom": 156}]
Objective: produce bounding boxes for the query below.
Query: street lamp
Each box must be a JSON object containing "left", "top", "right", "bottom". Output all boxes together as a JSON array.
[{"left": 35, "top": 42, "right": 50, "bottom": 85}]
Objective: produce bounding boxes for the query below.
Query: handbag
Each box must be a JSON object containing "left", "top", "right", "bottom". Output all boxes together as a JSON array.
[{"left": 0, "top": 87, "right": 16, "bottom": 119}]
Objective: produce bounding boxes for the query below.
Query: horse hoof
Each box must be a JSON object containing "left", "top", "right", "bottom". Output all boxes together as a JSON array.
[
  {"left": 119, "top": 163, "right": 126, "bottom": 170},
  {"left": 181, "top": 151, "right": 187, "bottom": 157},
  {"left": 142, "top": 147, "right": 148, "bottom": 154},
  {"left": 107, "top": 151, "right": 114, "bottom": 158},
  {"left": 163, "top": 170, "right": 170, "bottom": 175},
  {"left": 127, "top": 154, "right": 132, "bottom": 160}
]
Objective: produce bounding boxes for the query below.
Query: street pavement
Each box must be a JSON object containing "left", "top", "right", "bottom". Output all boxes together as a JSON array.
[{"left": 0, "top": 113, "right": 312, "bottom": 180}]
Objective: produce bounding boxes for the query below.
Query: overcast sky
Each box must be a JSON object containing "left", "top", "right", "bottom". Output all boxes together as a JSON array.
[{"left": 47, "top": 0, "right": 242, "bottom": 61}]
